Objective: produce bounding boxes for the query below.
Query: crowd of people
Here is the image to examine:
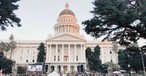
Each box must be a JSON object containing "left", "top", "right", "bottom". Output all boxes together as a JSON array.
[{"left": 0, "top": 71, "right": 145, "bottom": 76}]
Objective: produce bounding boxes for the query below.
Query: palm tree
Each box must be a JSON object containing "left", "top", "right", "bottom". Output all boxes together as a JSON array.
[
  {"left": 9, "top": 34, "right": 16, "bottom": 59},
  {"left": 0, "top": 41, "right": 10, "bottom": 57},
  {"left": 0, "top": 34, "right": 16, "bottom": 59}
]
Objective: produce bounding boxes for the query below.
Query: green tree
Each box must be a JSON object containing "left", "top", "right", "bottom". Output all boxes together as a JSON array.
[
  {"left": 101, "top": 64, "right": 108, "bottom": 73},
  {"left": 37, "top": 43, "right": 46, "bottom": 63},
  {"left": 86, "top": 47, "right": 93, "bottom": 59},
  {"left": 0, "top": 0, "right": 21, "bottom": 30},
  {"left": 85, "top": 45, "right": 102, "bottom": 72},
  {"left": 82, "top": 0, "right": 146, "bottom": 45},
  {"left": 0, "top": 34, "right": 16, "bottom": 59},
  {"left": 17, "top": 66, "right": 27, "bottom": 74},
  {"left": 93, "top": 45, "right": 102, "bottom": 72},
  {"left": 101, "top": 62, "right": 119, "bottom": 73},
  {"left": 118, "top": 46, "right": 146, "bottom": 73},
  {"left": 85, "top": 47, "right": 94, "bottom": 71},
  {"left": 0, "top": 52, "right": 14, "bottom": 74}
]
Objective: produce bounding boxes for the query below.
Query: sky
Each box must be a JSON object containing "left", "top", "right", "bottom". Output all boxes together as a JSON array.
[
  {"left": 0, "top": 0, "right": 145, "bottom": 46},
  {"left": 0, "top": 0, "right": 94, "bottom": 40}
]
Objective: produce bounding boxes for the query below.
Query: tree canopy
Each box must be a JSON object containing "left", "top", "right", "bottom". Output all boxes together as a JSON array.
[
  {"left": 118, "top": 46, "right": 146, "bottom": 72},
  {"left": 0, "top": 52, "right": 14, "bottom": 74},
  {"left": 82, "top": 0, "right": 146, "bottom": 45},
  {"left": 85, "top": 45, "right": 102, "bottom": 72},
  {"left": 37, "top": 43, "right": 46, "bottom": 63},
  {"left": 17, "top": 66, "right": 27, "bottom": 74},
  {"left": 0, "top": 0, "right": 21, "bottom": 31}
]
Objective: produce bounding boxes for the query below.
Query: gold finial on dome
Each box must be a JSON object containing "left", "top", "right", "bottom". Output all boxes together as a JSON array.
[{"left": 65, "top": 2, "right": 69, "bottom": 9}]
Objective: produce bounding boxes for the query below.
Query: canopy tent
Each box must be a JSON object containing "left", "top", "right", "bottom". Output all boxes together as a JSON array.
[
  {"left": 120, "top": 70, "right": 127, "bottom": 73},
  {"left": 113, "top": 71, "right": 121, "bottom": 74},
  {"left": 47, "top": 71, "right": 60, "bottom": 76}
]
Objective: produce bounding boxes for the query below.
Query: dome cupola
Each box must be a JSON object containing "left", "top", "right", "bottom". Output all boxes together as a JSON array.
[
  {"left": 54, "top": 3, "right": 80, "bottom": 36},
  {"left": 59, "top": 3, "right": 75, "bottom": 17}
]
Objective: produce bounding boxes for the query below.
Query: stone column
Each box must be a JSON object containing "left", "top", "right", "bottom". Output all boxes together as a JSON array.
[
  {"left": 74, "top": 44, "right": 76, "bottom": 62},
  {"left": 61, "top": 66, "right": 64, "bottom": 73},
  {"left": 48, "top": 64, "right": 51, "bottom": 73},
  {"left": 56, "top": 44, "right": 58, "bottom": 61},
  {"left": 74, "top": 65, "right": 77, "bottom": 72},
  {"left": 61, "top": 26, "right": 63, "bottom": 32},
  {"left": 62, "top": 44, "right": 64, "bottom": 62},
  {"left": 49, "top": 44, "right": 52, "bottom": 62},
  {"left": 68, "top": 44, "right": 70, "bottom": 62},
  {"left": 84, "top": 64, "right": 87, "bottom": 71},
  {"left": 46, "top": 44, "right": 49, "bottom": 62},
  {"left": 58, "top": 26, "right": 60, "bottom": 33},
  {"left": 67, "top": 25, "right": 69, "bottom": 32},
  {"left": 63, "top": 26, "right": 64, "bottom": 32},
  {"left": 54, "top": 65, "right": 57, "bottom": 72},
  {"left": 68, "top": 65, "right": 71, "bottom": 73},
  {"left": 57, "top": 27, "right": 59, "bottom": 33},
  {"left": 64, "top": 25, "right": 65, "bottom": 32},
  {"left": 83, "top": 45, "right": 85, "bottom": 62},
  {"left": 81, "top": 44, "right": 82, "bottom": 62}
]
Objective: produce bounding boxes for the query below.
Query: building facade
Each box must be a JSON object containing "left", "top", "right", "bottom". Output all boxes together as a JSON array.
[{"left": 2, "top": 3, "right": 123, "bottom": 73}]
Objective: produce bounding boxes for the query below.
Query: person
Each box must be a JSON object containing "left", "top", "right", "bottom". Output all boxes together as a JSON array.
[{"left": 121, "top": 73, "right": 124, "bottom": 76}]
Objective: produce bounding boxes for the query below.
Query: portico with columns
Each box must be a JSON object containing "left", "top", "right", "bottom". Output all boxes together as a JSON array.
[
  {"left": 45, "top": 3, "right": 86, "bottom": 73},
  {"left": 46, "top": 37, "right": 86, "bottom": 73}
]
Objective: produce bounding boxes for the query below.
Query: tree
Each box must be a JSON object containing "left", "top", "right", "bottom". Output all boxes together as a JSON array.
[
  {"left": 85, "top": 47, "right": 94, "bottom": 71},
  {"left": 9, "top": 34, "right": 16, "bottom": 59},
  {"left": 37, "top": 43, "right": 46, "bottom": 63},
  {"left": 118, "top": 46, "right": 146, "bottom": 73},
  {"left": 17, "top": 66, "right": 27, "bottom": 75},
  {"left": 0, "top": 52, "right": 14, "bottom": 74},
  {"left": 93, "top": 45, "right": 102, "bottom": 72},
  {"left": 101, "top": 62, "right": 119, "bottom": 73},
  {"left": 0, "top": 41, "right": 10, "bottom": 53},
  {"left": 0, "top": 0, "right": 21, "bottom": 31},
  {"left": 0, "top": 34, "right": 16, "bottom": 59},
  {"left": 118, "top": 49, "right": 129, "bottom": 71},
  {"left": 85, "top": 45, "right": 102, "bottom": 72},
  {"left": 82, "top": 0, "right": 146, "bottom": 45},
  {"left": 86, "top": 47, "right": 93, "bottom": 59}
]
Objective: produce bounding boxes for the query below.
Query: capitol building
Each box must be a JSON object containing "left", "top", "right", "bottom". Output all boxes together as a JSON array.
[{"left": 3, "top": 3, "right": 123, "bottom": 73}]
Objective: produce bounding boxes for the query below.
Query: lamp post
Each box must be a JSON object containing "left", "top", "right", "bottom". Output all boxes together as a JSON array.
[
  {"left": 128, "top": 64, "right": 131, "bottom": 76},
  {"left": 141, "top": 46, "right": 146, "bottom": 76}
]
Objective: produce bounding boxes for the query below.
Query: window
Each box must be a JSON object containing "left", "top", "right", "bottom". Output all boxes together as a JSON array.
[
  {"left": 32, "top": 60, "right": 34, "bottom": 62},
  {"left": 111, "top": 60, "right": 113, "bottom": 62},
  {"left": 76, "top": 56, "right": 78, "bottom": 61},
  {"left": 54, "top": 56, "right": 56, "bottom": 61},
  {"left": 58, "top": 56, "right": 60, "bottom": 61},
  {"left": 110, "top": 51, "right": 112, "bottom": 54},
  {"left": 20, "top": 56, "right": 22, "bottom": 61},
  {"left": 33, "top": 51, "right": 35, "bottom": 54},
  {"left": 58, "top": 49, "right": 60, "bottom": 53},
  {"left": 21, "top": 49, "right": 23, "bottom": 53},
  {"left": 26, "top": 60, "right": 28, "bottom": 62},
  {"left": 33, "top": 56, "right": 35, "bottom": 59},
  {"left": 64, "top": 56, "right": 68, "bottom": 61},
  {"left": 27, "top": 49, "right": 29, "bottom": 54}
]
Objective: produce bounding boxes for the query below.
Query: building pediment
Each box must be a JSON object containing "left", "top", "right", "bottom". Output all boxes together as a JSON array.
[{"left": 46, "top": 34, "right": 86, "bottom": 42}]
